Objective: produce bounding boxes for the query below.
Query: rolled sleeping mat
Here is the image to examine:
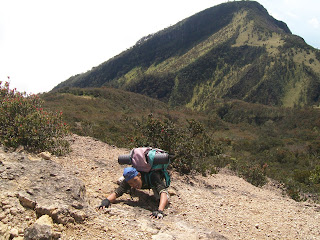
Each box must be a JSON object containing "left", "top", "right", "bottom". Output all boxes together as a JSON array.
[
  {"left": 118, "top": 153, "right": 170, "bottom": 165},
  {"left": 118, "top": 155, "right": 132, "bottom": 165},
  {"left": 152, "top": 153, "right": 170, "bottom": 164}
]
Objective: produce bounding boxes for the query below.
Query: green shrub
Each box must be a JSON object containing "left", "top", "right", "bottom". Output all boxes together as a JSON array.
[
  {"left": 293, "top": 169, "right": 311, "bottom": 185},
  {"left": 0, "top": 81, "right": 70, "bottom": 155},
  {"left": 286, "top": 186, "right": 302, "bottom": 201},
  {"left": 309, "top": 165, "right": 320, "bottom": 184},
  {"left": 131, "top": 114, "right": 178, "bottom": 154},
  {"left": 230, "top": 158, "right": 268, "bottom": 187},
  {"left": 131, "top": 114, "right": 223, "bottom": 175},
  {"left": 174, "top": 119, "right": 223, "bottom": 175}
]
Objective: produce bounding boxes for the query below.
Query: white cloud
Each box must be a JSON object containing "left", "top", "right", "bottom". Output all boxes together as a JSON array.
[{"left": 308, "top": 18, "right": 320, "bottom": 29}]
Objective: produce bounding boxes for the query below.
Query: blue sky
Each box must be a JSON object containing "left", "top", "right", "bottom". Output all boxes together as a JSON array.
[{"left": 0, "top": 0, "right": 319, "bottom": 94}]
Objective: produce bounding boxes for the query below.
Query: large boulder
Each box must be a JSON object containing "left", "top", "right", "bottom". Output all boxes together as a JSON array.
[{"left": 0, "top": 148, "right": 89, "bottom": 225}]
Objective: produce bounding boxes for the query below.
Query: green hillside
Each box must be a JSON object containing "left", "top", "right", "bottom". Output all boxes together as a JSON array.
[
  {"left": 42, "top": 87, "right": 200, "bottom": 146},
  {"left": 42, "top": 88, "right": 320, "bottom": 201},
  {"left": 53, "top": 1, "right": 320, "bottom": 108}
]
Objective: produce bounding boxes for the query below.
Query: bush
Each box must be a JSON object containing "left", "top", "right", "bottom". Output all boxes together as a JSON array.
[
  {"left": 0, "top": 81, "right": 70, "bottom": 155},
  {"left": 131, "top": 114, "right": 178, "bottom": 154},
  {"left": 230, "top": 158, "right": 268, "bottom": 187},
  {"left": 131, "top": 114, "right": 223, "bottom": 175},
  {"left": 310, "top": 165, "right": 320, "bottom": 184},
  {"left": 173, "top": 119, "right": 223, "bottom": 175}
]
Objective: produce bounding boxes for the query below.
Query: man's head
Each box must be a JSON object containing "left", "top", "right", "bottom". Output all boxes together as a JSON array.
[{"left": 123, "top": 167, "right": 142, "bottom": 189}]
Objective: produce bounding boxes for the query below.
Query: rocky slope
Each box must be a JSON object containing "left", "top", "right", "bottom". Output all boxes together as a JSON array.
[{"left": 1, "top": 134, "right": 319, "bottom": 239}]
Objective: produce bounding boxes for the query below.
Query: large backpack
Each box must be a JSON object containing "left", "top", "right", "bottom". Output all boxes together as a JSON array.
[{"left": 129, "top": 147, "right": 171, "bottom": 188}]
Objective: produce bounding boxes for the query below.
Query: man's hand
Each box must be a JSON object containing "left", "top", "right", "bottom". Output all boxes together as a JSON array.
[
  {"left": 150, "top": 209, "right": 164, "bottom": 219},
  {"left": 98, "top": 198, "right": 111, "bottom": 209}
]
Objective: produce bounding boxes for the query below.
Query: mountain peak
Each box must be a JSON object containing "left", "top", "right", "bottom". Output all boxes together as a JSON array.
[{"left": 53, "top": 1, "right": 320, "bottom": 108}]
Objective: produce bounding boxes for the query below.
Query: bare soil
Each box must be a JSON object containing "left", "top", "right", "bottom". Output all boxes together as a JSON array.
[{"left": 2, "top": 134, "right": 320, "bottom": 239}]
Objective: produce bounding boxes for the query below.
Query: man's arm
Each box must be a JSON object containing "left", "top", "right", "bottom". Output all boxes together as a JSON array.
[
  {"left": 158, "top": 191, "right": 168, "bottom": 211},
  {"left": 98, "top": 180, "right": 130, "bottom": 209},
  {"left": 150, "top": 171, "right": 169, "bottom": 219},
  {"left": 107, "top": 192, "right": 117, "bottom": 203},
  {"left": 151, "top": 192, "right": 168, "bottom": 219}
]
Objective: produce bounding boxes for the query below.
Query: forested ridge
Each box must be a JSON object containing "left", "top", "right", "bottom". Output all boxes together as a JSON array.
[{"left": 53, "top": 1, "right": 320, "bottom": 108}]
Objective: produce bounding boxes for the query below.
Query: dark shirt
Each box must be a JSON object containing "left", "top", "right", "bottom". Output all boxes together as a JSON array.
[{"left": 115, "top": 171, "right": 166, "bottom": 198}]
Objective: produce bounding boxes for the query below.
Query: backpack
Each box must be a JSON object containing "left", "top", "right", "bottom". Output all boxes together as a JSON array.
[{"left": 129, "top": 147, "right": 171, "bottom": 188}]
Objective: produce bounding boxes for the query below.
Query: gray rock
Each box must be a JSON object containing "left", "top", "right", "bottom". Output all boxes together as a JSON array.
[
  {"left": 24, "top": 215, "right": 54, "bottom": 240},
  {"left": 1, "top": 151, "right": 89, "bottom": 225},
  {"left": 39, "top": 152, "right": 51, "bottom": 160},
  {"left": 24, "top": 223, "right": 53, "bottom": 240},
  {"left": 18, "top": 193, "right": 36, "bottom": 209}
]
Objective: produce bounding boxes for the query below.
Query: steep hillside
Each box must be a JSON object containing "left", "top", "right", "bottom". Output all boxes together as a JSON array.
[
  {"left": 53, "top": 1, "right": 320, "bottom": 108},
  {"left": 41, "top": 87, "right": 202, "bottom": 147},
  {"left": 1, "top": 135, "right": 320, "bottom": 239}
]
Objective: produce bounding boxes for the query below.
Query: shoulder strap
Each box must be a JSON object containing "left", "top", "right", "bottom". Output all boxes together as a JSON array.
[{"left": 147, "top": 148, "right": 171, "bottom": 187}]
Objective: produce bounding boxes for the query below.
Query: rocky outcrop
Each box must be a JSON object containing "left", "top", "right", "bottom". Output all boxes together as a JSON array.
[{"left": 0, "top": 146, "right": 90, "bottom": 239}]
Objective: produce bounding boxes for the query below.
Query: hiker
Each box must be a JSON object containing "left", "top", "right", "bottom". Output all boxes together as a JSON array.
[{"left": 98, "top": 166, "right": 169, "bottom": 219}]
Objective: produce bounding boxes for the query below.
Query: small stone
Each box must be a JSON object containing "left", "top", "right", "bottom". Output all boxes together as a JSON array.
[
  {"left": 168, "top": 188, "right": 177, "bottom": 196},
  {"left": 10, "top": 228, "right": 19, "bottom": 238},
  {"left": 56, "top": 224, "right": 64, "bottom": 232},
  {"left": 1, "top": 199, "right": 10, "bottom": 206},
  {"left": 4, "top": 209, "right": 10, "bottom": 215},
  {"left": 71, "top": 201, "right": 84, "bottom": 209},
  {"left": 36, "top": 215, "right": 53, "bottom": 226},
  {"left": 18, "top": 192, "right": 36, "bottom": 209},
  {"left": 2, "top": 204, "right": 11, "bottom": 210},
  {"left": 71, "top": 210, "right": 87, "bottom": 222},
  {"left": 52, "top": 231, "right": 62, "bottom": 239},
  {"left": 1, "top": 217, "right": 9, "bottom": 224},
  {"left": 39, "top": 152, "right": 51, "bottom": 160},
  {"left": 0, "top": 212, "right": 6, "bottom": 220},
  {"left": 15, "top": 145, "right": 24, "bottom": 153},
  {"left": 255, "top": 224, "right": 259, "bottom": 229},
  {"left": 24, "top": 215, "right": 54, "bottom": 240},
  {"left": 10, "top": 207, "right": 19, "bottom": 216}
]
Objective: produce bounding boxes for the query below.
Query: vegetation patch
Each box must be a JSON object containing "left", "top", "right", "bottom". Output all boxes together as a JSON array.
[{"left": 0, "top": 82, "right": 70, "bottom": 155}]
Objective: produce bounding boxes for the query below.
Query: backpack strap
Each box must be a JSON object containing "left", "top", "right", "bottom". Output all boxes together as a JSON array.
[{"left": 146, "top": 149, "right": 171, "bottom": 188}]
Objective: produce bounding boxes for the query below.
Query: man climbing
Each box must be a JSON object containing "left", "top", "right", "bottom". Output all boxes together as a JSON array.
[{"left": 98, "top": 166, "right": 169, "bottom": 219}]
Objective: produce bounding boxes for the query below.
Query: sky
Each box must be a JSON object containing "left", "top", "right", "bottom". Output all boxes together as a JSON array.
[{"left": 0, "top": 0, "right": 319, "bottom": 94}]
